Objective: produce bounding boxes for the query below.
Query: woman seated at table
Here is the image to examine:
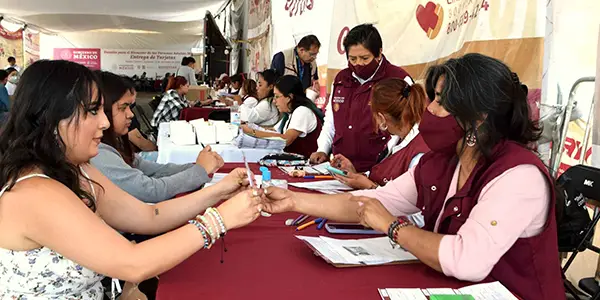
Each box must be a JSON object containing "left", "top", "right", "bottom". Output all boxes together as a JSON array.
[
  {"left": 91, "top": 70, "right": 223, "bottom": 203},
  {"left": 243, "top": 69, "right": 280, "bottom": 127},
  {"left": 221, "top": 78, "right": 257, "bottom": 108},
  {"left": 331, "top": 77, "right": 429, "bottom": 190},
  {"left": 263, "top": 54, "right": 563, "bottom": 300},
  {"left": 151, "top": 76, "right": 196, "bottom": 127},
  {"left": 241, "top": 75, "right": 324, "bottom": 157},
  {"left": 0, "top": 60, "right": 265, "bottom": 299}
]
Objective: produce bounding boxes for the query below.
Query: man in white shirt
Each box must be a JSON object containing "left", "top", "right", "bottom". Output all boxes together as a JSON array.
[{"left": 5, "top": 57, "right": 20, "bottom": 72}]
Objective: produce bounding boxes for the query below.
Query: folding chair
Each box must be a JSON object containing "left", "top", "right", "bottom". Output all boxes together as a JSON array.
[{"left": 559, "top": 164, "right": 600, "bottom": 299}]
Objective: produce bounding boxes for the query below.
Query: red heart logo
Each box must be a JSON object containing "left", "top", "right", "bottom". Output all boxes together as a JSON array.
[{"left": 416, "top": 2, "right": 439, "bottom": 33}]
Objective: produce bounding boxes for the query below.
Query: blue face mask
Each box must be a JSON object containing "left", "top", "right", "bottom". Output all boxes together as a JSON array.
[{"left": 8, "top": 75, "right": 18, "bottom": 84}]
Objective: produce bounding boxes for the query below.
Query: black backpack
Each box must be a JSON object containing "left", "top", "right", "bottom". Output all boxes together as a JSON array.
[{"left": 556, "top": 164, "right": 596, "bottom": 250}]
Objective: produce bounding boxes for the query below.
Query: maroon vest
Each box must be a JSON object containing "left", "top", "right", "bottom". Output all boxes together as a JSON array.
[
  {"left": 369, "top": 134, "right": 429, "bottom": 186},
  {"left": 331, "top": 57, "right": 410, "bottom": 172},
  {"left": 284, "top": 116, "right": 323, "bottom": 158},
  {"left": 414, "top": 141, "right": 564, "bottom": 300}
]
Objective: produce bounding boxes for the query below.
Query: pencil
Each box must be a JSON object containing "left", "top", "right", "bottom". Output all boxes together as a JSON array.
[
  {"left": 296, "top": 218, "right": 323, "bottom": 231},
  {"left": 294, "top": 215, "right": 309, "bottom": 226}
]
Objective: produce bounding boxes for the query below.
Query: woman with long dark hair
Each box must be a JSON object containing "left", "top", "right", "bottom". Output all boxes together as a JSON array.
[
  {"left": 263, "top": 54, "right": 563, "bottom": 300},
  {"left": 243, "top": 69, "right": 280, "bottom": 127},
  {"left": 91, "top": 71, "right": 223, "bottom": 203},
  {"left": 241, "top": 75, "right": 324, "bottom": 157},
  {"left": 0, "top": 60, "right": 263, "bottom": 299},
  {"left": 151, "top": 75, "right": 193, "bottom": 127}
]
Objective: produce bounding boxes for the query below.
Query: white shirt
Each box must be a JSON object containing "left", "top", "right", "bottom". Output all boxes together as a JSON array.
[
  {"left": 5, "top": 82, "right": 16, "bottom": 96},
  {"left": 275, "top": 106, "right": 318, "bottom": 137},
  {"left": 5, "top": 65, "right": 20, "bottom": 72},
  {"left": 243, "top": 98, "right": 280, "bottom": 127},
  {"left": 316, "top": 83, "right": 336, "bottom": 153},
  {"left": 384, "top": 123, "right": 423, "bottom": 168}
]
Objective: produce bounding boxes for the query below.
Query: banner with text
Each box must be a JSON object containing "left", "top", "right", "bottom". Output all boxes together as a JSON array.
[
  {"left": 248, "top": 0, "right": 272, "bottom": 77},
  {"left": 54, "top": 48, "right": 101, "bottom": 69},
  {"left": 0, "top": 25, "right": 23, "bottom": 69},
  {"left": 101, "top": 49, "right": 191, "bottom": 77},
  {"left": 327, "top": 0, "right": 544, "bottom": 89},
  {"left": 23, "top": 28, "right": 40, "bottom": 68}
]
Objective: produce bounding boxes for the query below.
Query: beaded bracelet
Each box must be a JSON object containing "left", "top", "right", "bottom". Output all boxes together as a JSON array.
[
  {"left": 387, "top": 216, "right": 413, "bottom": 249},
  {"left": 199, "top": 215, "right": 218, "bottom": 242},
  {"left": 207, "top": 207, "right": 227, "bottom": 236},
  {"left": 188, "top": 220, "right": 211, "bottom": 249}
]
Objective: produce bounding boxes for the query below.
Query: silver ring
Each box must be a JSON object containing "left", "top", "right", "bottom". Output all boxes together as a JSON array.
[{"left": 252, "top": 190, "right": 259, "bottom": 197}]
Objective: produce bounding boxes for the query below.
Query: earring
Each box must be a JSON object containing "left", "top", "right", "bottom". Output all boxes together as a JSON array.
[
  {"left": 466, "top": 132, "right": 477, "bottom": 147},
  {"left": 53, "top": 128, "right": 58, "bottom": 136}
]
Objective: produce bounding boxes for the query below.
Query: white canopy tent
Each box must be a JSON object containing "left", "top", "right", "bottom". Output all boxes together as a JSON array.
[{"left": 0, "top": 0, "right": 226, "bottom": 56}]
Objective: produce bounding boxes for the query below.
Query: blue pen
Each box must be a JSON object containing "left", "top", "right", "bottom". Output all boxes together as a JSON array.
[{"left": 317, "top": 218, "right": 327, "bottom": 230}]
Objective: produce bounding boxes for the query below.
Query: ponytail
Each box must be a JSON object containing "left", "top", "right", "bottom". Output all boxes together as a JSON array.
[{"left": 370, "top": 78, "right": 428, "bottom": 133}]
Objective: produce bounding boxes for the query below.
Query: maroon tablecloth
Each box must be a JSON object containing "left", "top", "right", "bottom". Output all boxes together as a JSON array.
[
  {"left": 179, "top": 107, "right": 230, "bottom": 121},
  {"left": 156, "top": 164, "right": 478, "bottom": 300}
]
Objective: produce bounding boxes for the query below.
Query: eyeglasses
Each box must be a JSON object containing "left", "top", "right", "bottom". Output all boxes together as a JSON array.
[{"left": 308, "top": 52, "right": 318, "bottom": 58}]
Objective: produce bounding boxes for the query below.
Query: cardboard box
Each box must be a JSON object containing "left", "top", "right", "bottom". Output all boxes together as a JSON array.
[{"left": 187, "top": 85, "right": 210, "bottom": 102}]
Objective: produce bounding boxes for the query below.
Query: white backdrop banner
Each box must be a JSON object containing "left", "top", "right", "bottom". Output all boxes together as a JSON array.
[
  {"left": 101, "top": 49, "right": 191, "bottom": 77},
  {"left": 327, "top": 0, "right": 545, "bottom": 88},
  {"left": 271, "top": 0, "right": 335, "bottom": 71}
]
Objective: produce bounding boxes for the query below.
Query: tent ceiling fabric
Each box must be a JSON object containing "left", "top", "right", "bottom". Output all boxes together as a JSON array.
[{"left": 0, "top": 0, "right": 224, "bottom": 33}]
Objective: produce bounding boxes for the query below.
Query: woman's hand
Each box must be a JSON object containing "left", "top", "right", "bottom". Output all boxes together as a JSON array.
[
  {"left": 309, "top": 152, "right": 328, "bottom": 164},
  {"left": 217, "top": 188, "right": 263, "bottom": 230},
  {"left": 200, "top": 99, "right": 213, "bottom": 106},
  {"left": 351, "top": 196, "right": 396, "bottom": 233},
  {"left": 214, "top": 168, "right": 250, "bottom": 200},
  {"left": 331, "top": 154, "right": 356, "bottom": 173},
  {"left": 334, "top": 172, "right": 377, "bottom": 190},
  {"left": 195, "top": 146, "right": 224, "bottom": 174},
  {"left": 240, "top": 124, "right": 254, "bottom": 135},
  {"left": 262, "top": 187, "right": 296, "bottom": 214}
]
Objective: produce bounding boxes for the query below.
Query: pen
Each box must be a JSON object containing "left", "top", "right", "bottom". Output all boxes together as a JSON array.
[
  {"left": 296, "top": 218, "right": 323, "bottom": 231},
  {"left": 291, "top": 214, "right": 305, "bottom": 226},
  {"left": 317, "top": 218, "right": 327, "bottom": 230},
  {"left": 241, "top": 151, "right": 255, "bottom": 188},
  {"left": 303, "top": 175, "right": 334, "bottom": 179},
  {"left": 294, "top": 215, "right": 309, "bottom": 226},
  {"left": 200, "top": 142, "right": 206, "bottom": 148}
]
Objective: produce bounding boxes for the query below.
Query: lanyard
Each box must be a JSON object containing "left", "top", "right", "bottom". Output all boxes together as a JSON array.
[{"left": 295, "top": 49, "right": 304, "bottom": 82}]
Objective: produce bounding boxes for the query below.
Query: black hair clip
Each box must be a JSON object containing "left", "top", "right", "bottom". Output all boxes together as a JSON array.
[
  {"left": 510, "top": 72, "right": 520, "bottom": 85},
  {"left": 402, "top": 85, "right": 411, "bottom": 98}
]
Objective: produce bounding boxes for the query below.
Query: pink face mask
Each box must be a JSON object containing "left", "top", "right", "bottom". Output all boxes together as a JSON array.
[{"left": 419, "top": 109, "right": 465, "bottom": 153}]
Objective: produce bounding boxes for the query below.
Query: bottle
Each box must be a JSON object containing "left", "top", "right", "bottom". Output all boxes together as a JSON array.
[
  {"left": 230, "top": 101, "right": 241, "bottom": 126},
  {"left": 259, "top": 167, "right": 272, "bottom": 217}
]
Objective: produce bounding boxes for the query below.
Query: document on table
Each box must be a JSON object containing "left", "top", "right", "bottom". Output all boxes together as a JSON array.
[
  {"left": 296, "top": 236, "right": 417, "bottom": 266},
  {"left": 288, "top": 180, "right": 352, "bottom": 191},
  {"left": 378, "top": 282, "right": 518, "bottom": 300},
  {"left": 204, "top": 173, "right": 262, "bottom": 187},
  {"left": 278, "top": 162, "right": 332, "bottom": 176}
]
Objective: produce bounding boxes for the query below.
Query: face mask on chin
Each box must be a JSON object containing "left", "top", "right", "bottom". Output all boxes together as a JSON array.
[
  {"left": 8, "top": 75, "right": 18, "bottom": 84},
  {"left": 349, "top": 57, "right": 382, "bottom": 81},
  {"left": 419, "top": 109, "right": 465, "bottom": 153}
]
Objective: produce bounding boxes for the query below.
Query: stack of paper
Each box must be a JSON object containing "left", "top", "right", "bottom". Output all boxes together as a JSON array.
[
  {"left": 296, "top": 236, "right": 417, "bottom": 266},
  {"left": 189, "top": 119, "right": 239, "bottom": 145},
  {"left": 233, "top": 124, "right": 286, "bottom": 150},
  {"left": 378, "top": 282, "right": 518, "bottom": 300},
  {"left": 279, "top": 162, "right": 332, "bottom": 176},
  {"left": 169, "top": 121, "right": 196, "bottom": 145},
  {"left": 288, "top": 180, "right": 352, "bottom": 193}
]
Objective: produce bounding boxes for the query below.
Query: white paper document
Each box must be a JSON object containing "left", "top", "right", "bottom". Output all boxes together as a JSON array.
[
  {"left": 288, "top": 180, "right": 352, "bottom": 191},
  {"left": 378, "top": 282, "right": 518, "bottom": 300},
  {"left": 204, "top": 173, "right": 262, "bottom": 187},
  {"left": 296, "top": 236, "right": 417, "bottom": 266}
]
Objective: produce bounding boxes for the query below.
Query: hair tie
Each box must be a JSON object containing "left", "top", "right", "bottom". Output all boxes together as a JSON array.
[
  {"left": 510, "top": 72, "right": 520, "bottom": 85},
  {"left": 402, "top": 76, "right": 414, "bottom": 98}
]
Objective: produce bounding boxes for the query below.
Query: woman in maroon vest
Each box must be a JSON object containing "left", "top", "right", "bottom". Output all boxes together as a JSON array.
[
  {"left": 241, "top": 75, "right": 324, "bottom": 157},
  {"left": 264, "top": 54, "right": 564, "bottom": 300},
  {"left": 331, "top": 77, "right": 430, "bottom": 190},
  {"left": 309, "top": 24, "right": 411, "bottom": 172}
]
